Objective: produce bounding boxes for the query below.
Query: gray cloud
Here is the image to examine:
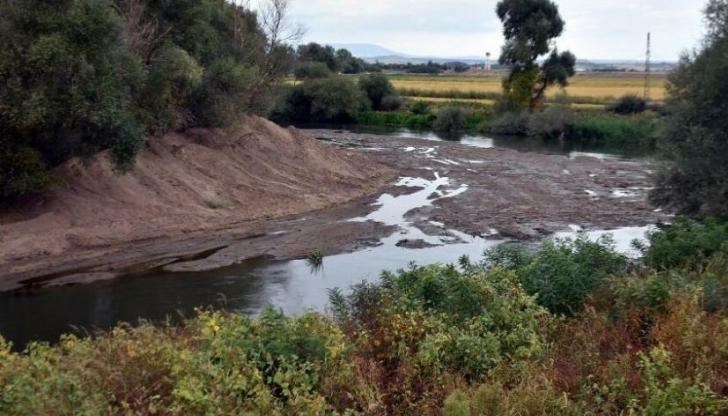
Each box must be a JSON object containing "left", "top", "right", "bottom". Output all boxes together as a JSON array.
[{"left": 286, "top": 0, "right": 705, "bottom": 60}]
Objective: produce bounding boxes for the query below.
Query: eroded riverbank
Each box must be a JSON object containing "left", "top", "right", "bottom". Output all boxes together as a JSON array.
[{"left": 1, "top": 128, "right": 667, "bottom": 292}]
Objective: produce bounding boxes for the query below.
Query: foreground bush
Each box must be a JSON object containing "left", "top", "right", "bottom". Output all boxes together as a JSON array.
[
  {"left": 485, "top": 235, "right": 627, "bottom": 315},
  {"left": 0, "top": 308, "right": 351, "bottom": 415},
  {"left": 642, "top": 218, "right": 728, "bottom": 270},
  {"left": 4, "top": 226, "right": 728, "bottom": 415}
]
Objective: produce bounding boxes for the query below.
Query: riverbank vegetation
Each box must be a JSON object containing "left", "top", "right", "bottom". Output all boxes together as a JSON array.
[
  {"left": 3, "top": 221, "right": 728, "bottom": 415},
  {"left": 0, "top": 0, "right": 297, "bottom": 203}
]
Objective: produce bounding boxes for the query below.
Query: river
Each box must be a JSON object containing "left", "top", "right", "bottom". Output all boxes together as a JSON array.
[{"left": 0, "top": 127, "right": 657, "bottom": 350}]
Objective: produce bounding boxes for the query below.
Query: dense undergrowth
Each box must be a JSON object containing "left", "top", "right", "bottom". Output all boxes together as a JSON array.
[
  {"left": 0, "top": 0, "right": 293, "bottom": 203},
  {"left": 3, "top": 219, "right": 728, "bottom": 415}
]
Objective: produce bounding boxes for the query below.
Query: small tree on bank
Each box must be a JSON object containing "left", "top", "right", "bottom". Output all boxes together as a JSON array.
[
  {"left": 496, "top": 0, "right": 576, "bottom": 111},
  {"left": 650, "top": 0, "right": 728, "bottom": 217}
]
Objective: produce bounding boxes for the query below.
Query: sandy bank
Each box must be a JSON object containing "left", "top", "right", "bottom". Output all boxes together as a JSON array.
[{"left": 0, "top": 117, "right": 394, "bottom": 283}]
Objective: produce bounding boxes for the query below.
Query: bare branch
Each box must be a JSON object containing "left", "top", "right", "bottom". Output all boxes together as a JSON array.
[
  {"left": 258, "top": 0, "right": 305, "bottom": 52},
  {"left": 116, "top": 0, "right": 169, "bottom": 64}
]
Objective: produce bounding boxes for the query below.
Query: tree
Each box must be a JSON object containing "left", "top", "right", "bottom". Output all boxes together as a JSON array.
[
  {"left": 358, "top": 74, "right": 398, "bottom": 110},
  {"left": 335, "top": 48, "right": 367, "bottom": 74},
  {"left": 0, "top": 0, "right": 297, "bottom": 202},
  {"left": 496, "top": 0, "right": 576, "bottom": 111},
  {"left": 650, "top": 0, "right": 728, "bottom": 217},
  {"left": 296, "top": 42, "right": 339, "bottom": 72}
]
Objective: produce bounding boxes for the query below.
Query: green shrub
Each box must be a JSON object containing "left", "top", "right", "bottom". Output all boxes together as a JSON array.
[
  {"left": 276, "top": 77, "right": 368, "bottom": 123},
  {"left": 568, "top": 113, "right": 656, "bottom": 149},
  {"left": 489, "top": 111, "right": 530, "bottom": 135},
  {"left": 138, "top": 46, "right": 204, "bottom": 134},
  {"left": 379, "top": 94, "right": 404, "bottom": 111},
  {"left": 486, "top": 235, "right": 627, "bottom": 315},
  {"left": 527, "top": 106, "right": 574, "bottom": 139},
  {"left": 609, "top": 95, "right": 647, "bottom": 114},
  {"left": 0, "top": 143, "right": 51, "bottom": 202},
  {"left": 190, "top": 57, "right": 258, "bottom": 127},
  {"left": 433, "top": 106, "right": 467, "bottom": 139},
  {"left": 640, "top": 348, "right": 728, "bottom": 415},
  {"left": 358, "top": 73, "right": 398, "bottom": 110},
  {"left": 642, "top": 218, "right": 728, "bottom": 270},
  {"left": 331, "top": 265, "right": 546, "bottom": 382},
  {"left": 409, "top": 100, "right": 432, "bottom": 115}
]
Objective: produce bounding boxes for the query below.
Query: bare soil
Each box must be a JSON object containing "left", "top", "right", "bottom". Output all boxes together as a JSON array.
[
  {"left": 0, "top": 118, "right": 394, "bottom": 291},
  {"left": 0, "top": 125, "right": 668, "bottom": 292}
]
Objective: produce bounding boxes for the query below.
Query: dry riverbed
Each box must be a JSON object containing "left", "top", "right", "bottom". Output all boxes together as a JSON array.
[{"left": 0, "top": 128, "right": 667, "bottom": 292}]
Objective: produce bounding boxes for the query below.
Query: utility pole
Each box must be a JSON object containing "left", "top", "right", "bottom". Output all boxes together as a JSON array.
[{"left": 644, "top": 32, "right": 651, "bottom": 101}]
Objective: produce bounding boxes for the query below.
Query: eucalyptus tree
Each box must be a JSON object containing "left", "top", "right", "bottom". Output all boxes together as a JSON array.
[{"left": 496, "top": 0, "right": 576, "bottom": 111}]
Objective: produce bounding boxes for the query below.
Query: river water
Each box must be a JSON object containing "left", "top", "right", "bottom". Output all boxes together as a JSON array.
[{"left": 0, "top": 128, "right": 654, "bottom": 350}]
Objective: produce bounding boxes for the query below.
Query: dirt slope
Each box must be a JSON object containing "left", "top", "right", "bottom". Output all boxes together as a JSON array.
[{"left": 0, "top": 117, "right": 394, "bottom": 265}]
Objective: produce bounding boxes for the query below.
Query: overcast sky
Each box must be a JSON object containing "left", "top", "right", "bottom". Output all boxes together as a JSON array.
[{"left": 284, "top": 0, "right": 706, "bottom": 61}]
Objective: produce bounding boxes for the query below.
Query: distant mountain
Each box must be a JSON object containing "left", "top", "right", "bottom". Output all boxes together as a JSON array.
[
  {"left": 329, "top": 43, "right": 676, "bottom": 71},
  {"left": 330, "top": 43, "right": 410, "bottom": 59}
]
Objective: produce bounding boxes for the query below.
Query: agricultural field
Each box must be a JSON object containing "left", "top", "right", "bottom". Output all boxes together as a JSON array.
[{"left": 387, "top": 72, "right": 668, "bottom": 105}]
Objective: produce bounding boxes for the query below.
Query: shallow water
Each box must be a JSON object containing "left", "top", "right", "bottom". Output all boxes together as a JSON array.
[
  {"left": 0, "top": 173, "right": 498, "bottom": 349},
  {"left": 0, "top": 129, "right": 655, "bottom": 350}
]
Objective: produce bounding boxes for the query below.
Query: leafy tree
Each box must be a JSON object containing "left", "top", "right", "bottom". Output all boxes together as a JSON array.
[
  {"left": 277, "top": 77, "right": 367, "bottom": 122},
  {"left": 335, "top": 48, "right": 367, "bottom": 74},
  {"left": 496, "top": 0, "right": 576, "bottom": 111},
  {"left": 0, "top": 0, "right": 146, "bottom": 175},
  {"left": 650, "top": 0, "right": 728, "bottom": 216},
  {"left": 296, "top": 42, "right": 339, "bottom": 71}
]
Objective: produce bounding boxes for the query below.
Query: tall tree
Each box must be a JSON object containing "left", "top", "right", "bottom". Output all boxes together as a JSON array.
[
  {"left": 650, "top": 0, "right": 728, "bottom": 216},
  {"left": 496, "top": 0, "right": 576, "bottom": 111}
]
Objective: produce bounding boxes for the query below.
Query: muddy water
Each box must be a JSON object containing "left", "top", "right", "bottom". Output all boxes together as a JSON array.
[{"left": 0, "top": 129, "right": 655, "bottom": 350}]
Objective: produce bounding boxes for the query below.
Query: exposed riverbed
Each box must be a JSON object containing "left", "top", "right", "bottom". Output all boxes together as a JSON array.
[{"left": 0, "top": 127, "right": 668, "bottom": 349}]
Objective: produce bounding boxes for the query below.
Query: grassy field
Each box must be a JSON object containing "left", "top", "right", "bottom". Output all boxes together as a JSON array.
[{"left": 388, "top": 72, "right": 668, "bottom": 104}]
